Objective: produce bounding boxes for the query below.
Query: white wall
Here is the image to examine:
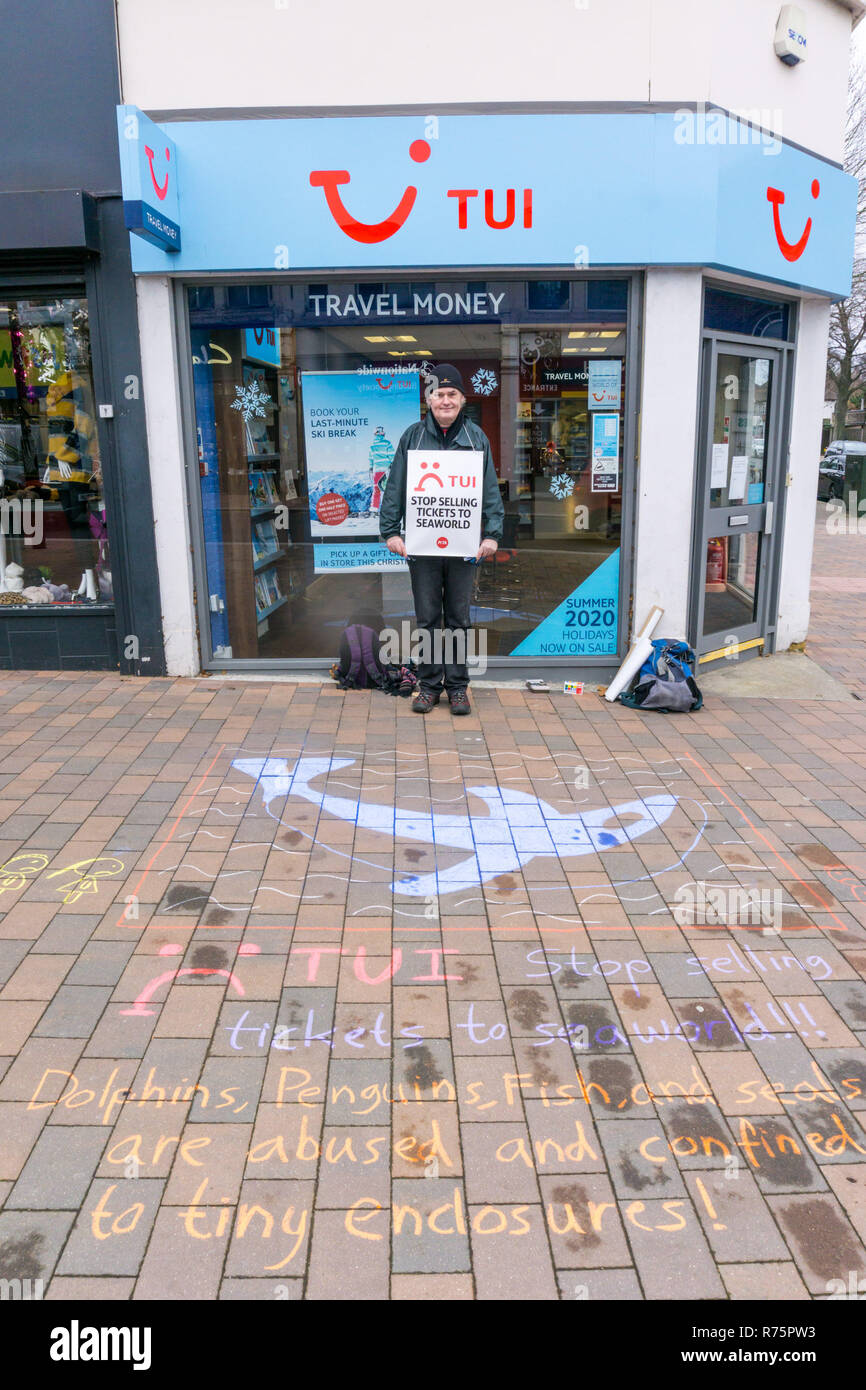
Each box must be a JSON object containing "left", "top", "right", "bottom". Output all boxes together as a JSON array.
[
  {"left": 116, "top": 0, "right": 857, "bottom": 161},
  {"left": 633, "top": 268, "right": 704, "bottom": 638},
  {"left": 777, "top": 294, "right": 832, "bottom": 649},
  {"left": 135, "top": 278, "right": 199, "bottom": 677}
]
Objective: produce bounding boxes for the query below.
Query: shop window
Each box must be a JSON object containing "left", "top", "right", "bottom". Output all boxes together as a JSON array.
[
  {"left": 189, "top": 287, "right": 215, "bottom": 311},
  {"left": 703, "top": 287, "right": 790, "bottom": 340},
  {"left": 528, "top": 281, "right": 570, "bottom": 311},
  {"left": 0, "top": 295, "right": 111, "bottom": 608},
  {"left": 188, "top": 280, "right": 628, "bottom": 664},
  {"left": 226, "top": 285, "right": 272, "bottom": 309},
  {"left": 586, "top": 280, "right": 629, "bottom": 315}
]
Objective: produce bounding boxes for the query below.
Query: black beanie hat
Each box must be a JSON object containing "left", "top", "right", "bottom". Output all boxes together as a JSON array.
[{"left": 428, "top": 362, "right": 465, "bottom": 395}]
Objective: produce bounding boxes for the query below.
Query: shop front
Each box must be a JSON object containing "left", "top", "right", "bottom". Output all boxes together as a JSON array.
[
  {"left": 119, "top": 105, "right": 857, "bottom": 678},
  {"left": 0, "top": 282, "right": 117, "bottom": 667},
  {"left": 0, "top": 0, "right": 165, "bottom": 675},
  {"left": 183, "top": 275, "right": 633, "bottom": 671}
]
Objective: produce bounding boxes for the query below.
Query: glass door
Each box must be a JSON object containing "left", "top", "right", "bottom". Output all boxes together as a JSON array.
[{"left": 692, "top": 341, "right": 782, "bottom": 661}]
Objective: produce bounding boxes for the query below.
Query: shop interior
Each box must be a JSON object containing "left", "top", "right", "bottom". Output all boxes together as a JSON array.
[{"left": 0, "top": 297, "right": 110, "bottom": 609}]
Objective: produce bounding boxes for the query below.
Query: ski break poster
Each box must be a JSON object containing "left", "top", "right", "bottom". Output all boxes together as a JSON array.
[{"left": 301, "top": 370, "right": 421, "bottom": 538}]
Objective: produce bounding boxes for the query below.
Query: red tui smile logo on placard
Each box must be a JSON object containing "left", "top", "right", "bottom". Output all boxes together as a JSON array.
[{"left": 413, "top": 460, "right": 444, "bottom": 491}]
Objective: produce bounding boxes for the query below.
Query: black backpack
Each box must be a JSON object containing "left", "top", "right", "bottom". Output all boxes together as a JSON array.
[
  {"left": 332, "top": 619, "right": 390, "bottom": 690},
  {"left": 330, "top": 612, "right": 418, "bottom": 696}
]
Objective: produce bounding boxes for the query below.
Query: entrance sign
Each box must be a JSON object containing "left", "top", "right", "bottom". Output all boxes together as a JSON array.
[{"left": 405, "top": 449, "right": 482, "bottom": 556}]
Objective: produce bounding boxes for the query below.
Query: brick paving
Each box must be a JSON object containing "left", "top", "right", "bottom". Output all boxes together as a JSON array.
[
  {"left": 0, "top": 664, "right": 864, "bottom": 1301},
  {"left": 808, "top": 498, "right": 866, "bottom": 697}
]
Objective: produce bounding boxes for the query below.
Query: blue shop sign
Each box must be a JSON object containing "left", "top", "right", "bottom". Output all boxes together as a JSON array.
[
  {"left": 118, "top": 109, "right": 856, "bottom": 298},
  {"left": 117, "top": 105, "right": 181, "bottom": 252}
]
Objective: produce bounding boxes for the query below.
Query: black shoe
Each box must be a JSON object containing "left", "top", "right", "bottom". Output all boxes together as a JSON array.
[
  {"left": 412, "top": 690, "right": 441, "bottom": 714},
  {"left": 448, "top": 689, "right": 471, "bottom": 716}
]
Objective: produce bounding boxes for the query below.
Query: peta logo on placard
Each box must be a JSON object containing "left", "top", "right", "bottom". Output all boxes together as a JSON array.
[{"left": 117, "top": 105, "right": 181, "bottom": 252}]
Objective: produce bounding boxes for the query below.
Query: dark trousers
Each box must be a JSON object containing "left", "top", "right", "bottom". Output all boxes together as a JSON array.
[{"left": 408, "top": 556, "right": 475, "bottom": 693}]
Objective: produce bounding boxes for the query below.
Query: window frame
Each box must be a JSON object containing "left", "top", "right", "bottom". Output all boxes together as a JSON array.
[{"left": 174, "top": 269, "right": 643, "bottom": 674}]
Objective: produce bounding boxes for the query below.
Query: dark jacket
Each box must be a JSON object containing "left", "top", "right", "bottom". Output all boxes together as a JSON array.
[{"left": 379, "top": 409, "right": 505, "bottom": 544}]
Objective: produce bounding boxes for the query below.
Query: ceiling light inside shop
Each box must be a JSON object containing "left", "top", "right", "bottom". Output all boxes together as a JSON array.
[
  {"left": 387, "top": 349, "right": 431, "bottom": 356},
  {"left": 364, "top": 334, "right": 417, "bottom": 343}
]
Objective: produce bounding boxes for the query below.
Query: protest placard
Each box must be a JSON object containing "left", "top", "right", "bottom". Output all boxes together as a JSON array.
[{"left": 404, "top": 448, "right": 483, "bottom": 556}]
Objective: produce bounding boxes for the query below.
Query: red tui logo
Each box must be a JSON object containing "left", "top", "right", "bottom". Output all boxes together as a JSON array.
[
  {"left": 144, "top": 145, "right": 171, "bottom": 201},
  {"left": 767, "top": 180, "right": 819, "bottom": 262},
  {"left": 310, "top": 140, "right": 431, "bottom": 243}
]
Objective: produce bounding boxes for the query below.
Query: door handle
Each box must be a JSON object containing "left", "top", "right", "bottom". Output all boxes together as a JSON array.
[{"left": 764, "top": 501, "right": 774, "bottom": 535}]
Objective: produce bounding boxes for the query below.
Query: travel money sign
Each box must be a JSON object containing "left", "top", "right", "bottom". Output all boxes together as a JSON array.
[{"left": 118, "top": 109, "right": 856, "bottom": 298}]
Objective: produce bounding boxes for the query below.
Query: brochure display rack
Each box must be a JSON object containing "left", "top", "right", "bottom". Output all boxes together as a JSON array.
[{"left": 207, "top": 337, "right": 303, "bottom": 656}]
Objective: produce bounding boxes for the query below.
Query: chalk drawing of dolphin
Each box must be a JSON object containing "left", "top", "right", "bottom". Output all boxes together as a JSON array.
[{"left": 233, "top": 756, "right": 678, "bottom": 898}]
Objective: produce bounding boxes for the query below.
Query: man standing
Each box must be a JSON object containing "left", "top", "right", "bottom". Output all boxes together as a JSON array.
[{"left": 379, "top": 364, "right": 504, "bottom": 715}]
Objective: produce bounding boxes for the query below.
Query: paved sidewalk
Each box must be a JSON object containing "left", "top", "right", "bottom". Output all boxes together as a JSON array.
[
  {"left": 809, "top": 498, "right": 866, "bottom": 698},
  {"left": 0, "top": 670, "right": 865, "bottom": 1301}
]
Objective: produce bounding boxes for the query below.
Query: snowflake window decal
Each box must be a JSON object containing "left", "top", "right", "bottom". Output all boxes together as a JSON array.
[
  {"left": 231, "top": 380, "right": 272, "bottom": 422},
  {"left": 471, "top": 367, "right": 498, "bottom": 397},
  {"left": 549, "top": 472, "right": 574, "bottom": 500}
]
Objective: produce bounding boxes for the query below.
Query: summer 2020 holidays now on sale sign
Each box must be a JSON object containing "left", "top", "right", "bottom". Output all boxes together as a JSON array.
[{"left": 404, "top": 449, "right": 482, "bottom": 557}]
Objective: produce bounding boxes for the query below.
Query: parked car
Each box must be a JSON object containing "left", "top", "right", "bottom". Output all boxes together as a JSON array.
[{"left": 817, "top": 440, "right": 866, "bottom": 500}]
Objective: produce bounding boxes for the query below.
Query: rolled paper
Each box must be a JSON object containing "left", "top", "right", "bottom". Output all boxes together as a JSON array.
[
  {"left": 604, "top": 606, "right": 665, "bottom": 703},
  {"left": 604, "top": 635, "right": 654, "bottom": 703},
  {"left": 636, "top": 605, "right": 664, "bottom": 642}
]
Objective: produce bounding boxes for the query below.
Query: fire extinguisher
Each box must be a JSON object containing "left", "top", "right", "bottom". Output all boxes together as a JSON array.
[{"left": 706, "top": 538, "right": 725, "bottom": 585}]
